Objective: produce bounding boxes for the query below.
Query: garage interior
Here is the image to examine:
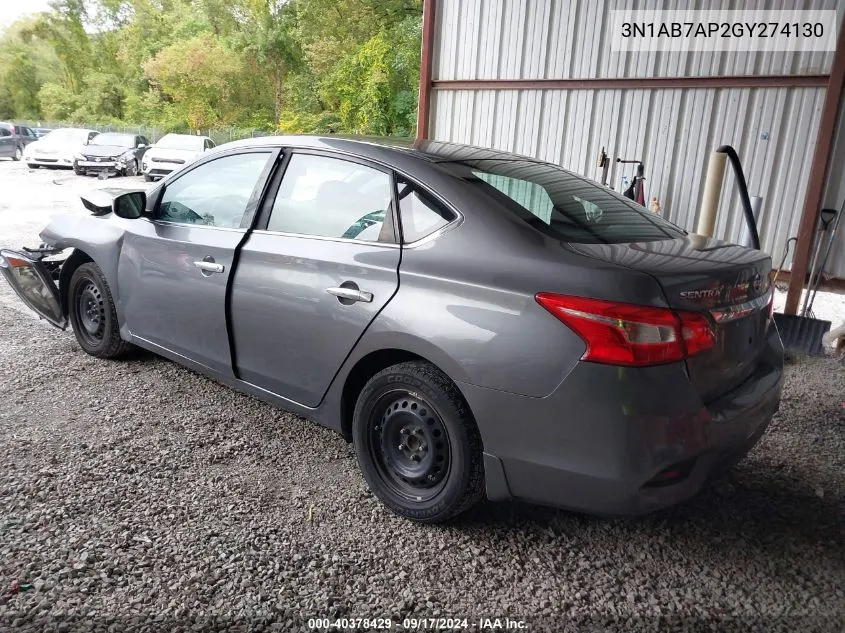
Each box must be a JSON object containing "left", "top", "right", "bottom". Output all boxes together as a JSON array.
[{"left": 417, "top": 0, "right": 845, "bottom": 329}]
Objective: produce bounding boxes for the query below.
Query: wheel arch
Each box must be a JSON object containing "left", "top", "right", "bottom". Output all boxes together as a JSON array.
[
  {"left": 338, "top": 348, "right": 474, "bottom": 443},
  {"left": 58, "top": 248, "right": 94, "bottom": 317}
]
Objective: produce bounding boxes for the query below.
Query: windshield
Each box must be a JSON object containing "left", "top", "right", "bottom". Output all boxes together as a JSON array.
[
  {"left": 447, "top": 159, "right": 684, "bottom": 244},
  {"left": 156, "top": 134, "right": 203, "bottom": 150},
  {"left": 89, "top": 133, "right": 134, "bottom": 147},
  {"left": 41, "top": 129, "right": 89, "bottom": 145}
]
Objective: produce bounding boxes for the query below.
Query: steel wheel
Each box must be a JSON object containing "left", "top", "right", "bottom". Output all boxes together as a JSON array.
[
  {"left": 75, "top": 280, "right": 106, "bottom": 346},
  {"left": 68, "top": 262, "right": 131, "bottom": 359},
  {"left": 352, "top": 361, "right": 485, "bottom": 523},
  {"left": 368, "top": 391, "right": 452, "bottom": 501}
]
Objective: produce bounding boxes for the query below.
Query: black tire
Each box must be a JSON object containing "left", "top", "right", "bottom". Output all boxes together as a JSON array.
[
  {"left": 352, "top": 361, "right": 484, "bottom": 523},
  {"left": 67, "top": 262, "right": 131, "bottom": 359},
  {"left": 123, "top": 160, "right": 138, "bottom": 177},
  {"left": 12, "top": 146, "right": 22, "bottom": 161},
  {"left": 74, "top": 167, "right": 85, "bottom": 176}
]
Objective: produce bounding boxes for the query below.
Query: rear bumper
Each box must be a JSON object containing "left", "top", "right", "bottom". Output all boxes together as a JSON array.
[{"left": 463, "top": 326, "right": 784, "bottom": 515}]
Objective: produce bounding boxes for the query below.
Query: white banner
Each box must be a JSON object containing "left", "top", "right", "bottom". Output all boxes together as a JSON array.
[{"left": 609, "top": 9, "right": 838, "bottom": 53}]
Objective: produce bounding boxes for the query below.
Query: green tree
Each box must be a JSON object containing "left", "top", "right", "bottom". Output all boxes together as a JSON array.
[
  {"left": 0, "top": 0, "right": 422, "bottom": 136},
  {"left": 144, "top": 33, "right": 250, "bottom": 128}
]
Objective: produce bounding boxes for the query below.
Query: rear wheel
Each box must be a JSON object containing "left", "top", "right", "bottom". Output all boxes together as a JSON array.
[
  {"left": 68, "top": 262, "right": 130, "bottom": 359},
  {"left": 352, "top": 361, "right": 484, "bottom": 523},
  {"left": 12, "top": 146, "right": 22, "bottom": 161}
]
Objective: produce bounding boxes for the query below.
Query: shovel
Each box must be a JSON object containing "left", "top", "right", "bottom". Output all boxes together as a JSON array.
[{"left": 772, "top": 205, "right": 839, "bottom": 355}]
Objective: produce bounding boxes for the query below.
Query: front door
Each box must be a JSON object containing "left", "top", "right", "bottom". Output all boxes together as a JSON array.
[
  {"left": 230, "top": 151, "right": 401, "bottom": 407},
  {"left": 117, "top": 150, "right": 275, "bottom": 374}
]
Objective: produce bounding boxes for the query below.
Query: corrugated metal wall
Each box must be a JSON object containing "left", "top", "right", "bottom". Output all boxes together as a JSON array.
[{"left": 429, "top": 0, "right": 845, "bottom": 277}]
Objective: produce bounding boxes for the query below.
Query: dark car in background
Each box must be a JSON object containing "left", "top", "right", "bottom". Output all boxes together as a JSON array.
[
  {"left": 33, "top": 128, "right": 54, "bottom": 138},
  {"left": 14, "top": 125, "right": 38, "bottom": 148},
  {"left": 0, "top": 136, "right": 784, "bottom": 523},
  {"left": 0, "top": 122, "right": 25, "bottom": 160},
  {"left": 73, "top": 132, "right": 149, "bottom": 177}
]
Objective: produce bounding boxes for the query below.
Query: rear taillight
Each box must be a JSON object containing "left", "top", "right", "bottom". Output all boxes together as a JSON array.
[{"left": 535, "top": 293, "right": 716, "bottom": 367}]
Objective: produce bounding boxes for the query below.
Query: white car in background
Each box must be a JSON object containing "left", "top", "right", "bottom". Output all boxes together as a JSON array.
[
  {"left": 141, "top": 133, "right": 215, "bottom": 181},
  {"left": 24, "top": 128, "right": 99, "bottom": 169}
]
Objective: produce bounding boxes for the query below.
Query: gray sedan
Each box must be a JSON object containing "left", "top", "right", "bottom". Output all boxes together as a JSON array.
[{"left": 0, "top": 136, "right": 783, "bottom": 522}]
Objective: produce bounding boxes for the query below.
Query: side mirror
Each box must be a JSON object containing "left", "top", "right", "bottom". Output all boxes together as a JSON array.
[
  {"left": 114, "top": 191, "right": 146, "bottom": 219},
  {"left": 137, "top": 143, "right": 146, "bottom": 149}
]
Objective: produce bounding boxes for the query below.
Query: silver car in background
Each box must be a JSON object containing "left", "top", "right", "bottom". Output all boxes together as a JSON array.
[
  {"left": 0, "top": 136, "right": 783, "bottom": 523},
  {"left": 24, "top": 128, "right": 99, "bottom": 169},
  {"left": 142, "top": 133, "right": 215, "bottom": 181}
]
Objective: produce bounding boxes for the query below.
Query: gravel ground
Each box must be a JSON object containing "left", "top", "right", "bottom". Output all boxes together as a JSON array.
[{"left": 0, "top": 160, "right": 843, "bottom": 632}]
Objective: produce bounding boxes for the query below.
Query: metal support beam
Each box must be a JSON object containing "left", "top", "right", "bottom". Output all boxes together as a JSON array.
[
  {"left": 416, "top": 0, "right": 436, "bottom": 142},
  {"left": 785, "top": 23, "right": 845, "bottom": 315},
  {"left": 432, "top": 74, "right": 829, "bottom": 91}
]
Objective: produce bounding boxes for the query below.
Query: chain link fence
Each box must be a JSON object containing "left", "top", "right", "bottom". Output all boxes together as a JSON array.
[{"left": 16, "top": 121, "right": 276, "bottom": 145}]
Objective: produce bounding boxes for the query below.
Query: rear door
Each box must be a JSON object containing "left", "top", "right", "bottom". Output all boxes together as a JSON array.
[
  {"left": 230, "top": 150, "right": 401, "bottom": 406},
  {"left": 117, "top": 149, "right": 277, "bottom": 374},
  {"left": 21, "top": 127, "right": 37, "bottom": 146}
]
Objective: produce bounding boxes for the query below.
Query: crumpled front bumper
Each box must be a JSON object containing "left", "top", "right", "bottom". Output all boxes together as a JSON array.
[{"left": 0, "top": 248, "right": 68, "bottom": 329}]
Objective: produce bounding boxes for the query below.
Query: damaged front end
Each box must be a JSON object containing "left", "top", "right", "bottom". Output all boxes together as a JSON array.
[{"left": 0, "top": 246, "right": 69, "bottom": 329}]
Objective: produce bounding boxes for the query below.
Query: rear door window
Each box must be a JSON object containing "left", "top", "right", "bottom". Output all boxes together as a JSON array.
[{"left": 267, "top": 153, "right": 394, "bottom": 243}]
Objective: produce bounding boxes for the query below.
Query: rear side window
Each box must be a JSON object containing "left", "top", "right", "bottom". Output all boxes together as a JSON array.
[
  {"left": 0, "top": 128, "right": 10, "bottom": 137},
  {"left": 396, "top": 180, "right": 455, "bottom": 242},
  {"left": 267, "top": 153, "right": 394, "bottom": 242},
  {"left": 448, "top": 160, "right": 684, "bottom": 244}
]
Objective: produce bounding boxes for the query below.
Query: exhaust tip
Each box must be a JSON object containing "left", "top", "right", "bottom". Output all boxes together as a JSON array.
[{"left": 642, "top": 458, "right": 697, "bottom": 488}]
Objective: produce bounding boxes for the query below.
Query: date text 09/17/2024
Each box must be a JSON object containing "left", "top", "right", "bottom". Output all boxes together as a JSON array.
[{"left": 307, "top": 617, "right": 528, "bottom": 630}]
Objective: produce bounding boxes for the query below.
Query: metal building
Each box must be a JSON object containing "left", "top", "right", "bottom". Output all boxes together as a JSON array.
[{"left": 416, "top": 0, "right": 845, "bottom": 314}]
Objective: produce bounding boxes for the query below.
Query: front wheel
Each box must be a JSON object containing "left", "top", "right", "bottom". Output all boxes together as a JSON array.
[
  {"left": 13, "top": 146, "right": 22, "bottom": 161},
  {"left": 123, "top": 160, "right": 138, "bottom": 177},
  {"left": 68, "top": 262, "right": 131, "bottom": 359},
  {"left": 352, "top": 361, "right": 485, "bottom": 523}
]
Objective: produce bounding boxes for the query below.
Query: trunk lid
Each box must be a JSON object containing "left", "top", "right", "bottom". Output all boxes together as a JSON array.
[{"left": 570, "top": 235, "right": 774, "bottom": 403}]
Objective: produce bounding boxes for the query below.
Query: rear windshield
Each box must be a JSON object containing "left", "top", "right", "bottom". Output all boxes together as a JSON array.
[{"left": 444, "top": 159, "right": 684, "bottom": 244}]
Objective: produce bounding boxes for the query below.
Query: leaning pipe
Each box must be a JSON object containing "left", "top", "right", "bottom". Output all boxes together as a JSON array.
[
  {"left": 697, "top": 152, "right": 727, "bottom": 238},
  {"left": 696, "top": 145, "right": 761, "bottom": 250}
]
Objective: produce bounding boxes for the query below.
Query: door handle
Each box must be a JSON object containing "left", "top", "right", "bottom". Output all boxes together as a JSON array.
[
  {"left": 193, "top": 261, "right": 225, "bottom": 274},
  {"left": 326, "top": 286, "right": 373, "bottom": 303}
]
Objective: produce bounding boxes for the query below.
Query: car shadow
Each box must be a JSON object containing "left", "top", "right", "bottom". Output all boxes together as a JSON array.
[{"left": 457, "top": 468, "right": 843, "bottom": 556}]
